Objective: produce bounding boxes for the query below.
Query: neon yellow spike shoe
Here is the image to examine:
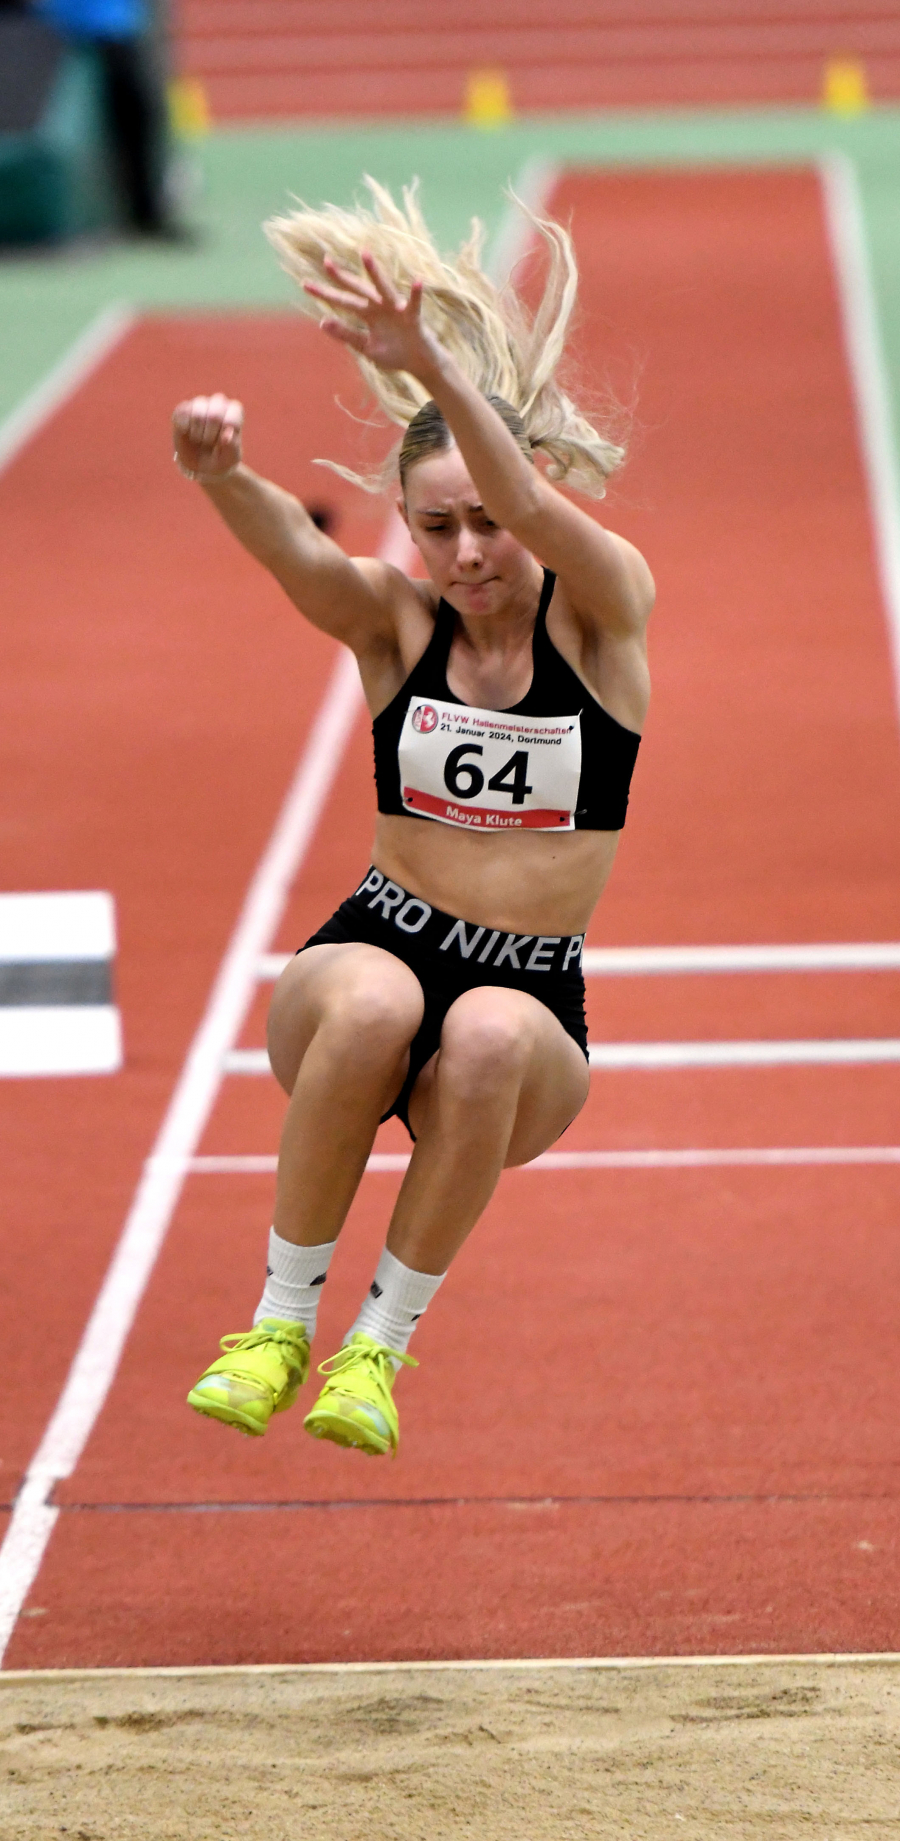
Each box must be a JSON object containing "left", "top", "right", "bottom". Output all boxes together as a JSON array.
[
  {"left": 303, "top": 1332, "right": 417, "bottom": 1458},
  {"left": 186, "top": 1319, "right": 311, "bottom": 1437}
]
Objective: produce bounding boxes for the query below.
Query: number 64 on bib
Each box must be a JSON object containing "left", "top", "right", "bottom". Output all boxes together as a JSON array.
[{"left": 398, "top": 697, "right": 583, "bottom": 832}]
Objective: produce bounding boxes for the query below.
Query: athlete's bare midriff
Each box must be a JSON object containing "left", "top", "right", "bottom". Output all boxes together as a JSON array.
[{"left": 372, "top": 812, "right": 620, "bottom": 936}]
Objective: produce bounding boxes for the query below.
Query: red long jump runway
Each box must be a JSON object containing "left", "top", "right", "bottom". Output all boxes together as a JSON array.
[{"left": 7, "top": 168, "right": 900, "bottom": 1667}]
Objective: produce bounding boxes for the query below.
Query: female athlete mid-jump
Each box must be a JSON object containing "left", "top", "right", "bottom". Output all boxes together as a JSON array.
[{"left": 179, "top": 180, "right": 653, "bottom": 1457}]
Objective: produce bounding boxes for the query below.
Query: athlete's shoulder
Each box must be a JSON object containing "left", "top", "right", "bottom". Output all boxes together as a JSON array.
[
  {"left": 548, "top": 568, "right": 650, "bottom": 734},
  {"left": 350, "top": 561, "right": 439, "bottom": 693},
  {"left": 351, "top": 557, "right": 437, "bottom": 621},
  {"left": 604, "top": 530, "right": 655, "bottom": 621}
]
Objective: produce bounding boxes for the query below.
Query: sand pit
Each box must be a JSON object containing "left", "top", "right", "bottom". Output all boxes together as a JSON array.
[{"left": 1, "top": 1656, "right": 899, "bottom": 1839}]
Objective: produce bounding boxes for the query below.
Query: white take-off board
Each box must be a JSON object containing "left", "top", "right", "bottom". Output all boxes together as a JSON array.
[{"left": 0, "top": 892, "right": 122, "bottom": 1076}]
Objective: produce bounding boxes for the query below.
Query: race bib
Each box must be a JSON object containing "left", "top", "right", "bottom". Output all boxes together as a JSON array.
[{"left": 398, "top": 697, "right": 582, "bottom": 831}]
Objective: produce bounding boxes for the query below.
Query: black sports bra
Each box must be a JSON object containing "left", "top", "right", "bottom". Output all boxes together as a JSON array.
[{"left": 373, "top": 568, "right": 641, "bottom": 833}]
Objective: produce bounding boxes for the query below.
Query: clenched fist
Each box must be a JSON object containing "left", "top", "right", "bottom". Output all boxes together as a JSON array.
[{"left": 172, "top": 392, "right": 244, "bottom": 481}]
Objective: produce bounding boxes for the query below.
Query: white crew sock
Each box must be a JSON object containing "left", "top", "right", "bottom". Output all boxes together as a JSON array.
[
  {"left": 345, "top": 1247, "right": 445, "bottom": 1359},
  {"left": 254, "top": 1228, "right": 337, "bottom": 1340}
]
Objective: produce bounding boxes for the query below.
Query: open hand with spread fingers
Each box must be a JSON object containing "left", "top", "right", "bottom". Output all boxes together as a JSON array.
[
  {"left": 303, "top": 252, "right": 437, "bottom": 380},
  {"left": 172, "top": 392, "right": 244, "bottom": 481}
]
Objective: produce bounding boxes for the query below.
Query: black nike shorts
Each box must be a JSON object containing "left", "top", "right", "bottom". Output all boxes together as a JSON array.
[{"left": 298, "top": 866, "right": 588, "bottom": 1140}]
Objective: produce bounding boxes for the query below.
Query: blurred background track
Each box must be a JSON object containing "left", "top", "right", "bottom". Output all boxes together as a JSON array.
[
  {"left": 177, "top": 1, "right": 900, "bottom": 120},
  {"left": 4, "top": 106, "right": 900, "bottom": 427}
]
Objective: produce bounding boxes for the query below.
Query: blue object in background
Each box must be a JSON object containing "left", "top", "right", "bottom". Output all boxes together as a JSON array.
[
  {"left": 0, "top": 0, "right": 174, "bottom": 241},
  {"left": 35, "top": 0, "right": 149, "bottom": 41},
  {"left": 0, "top": 13, "right": 116, "bottom": 242}
]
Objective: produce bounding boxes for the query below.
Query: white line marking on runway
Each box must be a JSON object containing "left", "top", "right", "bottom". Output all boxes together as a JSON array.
[
  {"left": 176, "top": 1146, "right": 900, "bottom": 1177},
  {"left": 588, "top": 1038, "right": 900, "bottom": 1069},
  {"left": 257, "top": 951, "right": 293, "bottom": 980},
  {"left": 222, "top": 1038, "right": 900, "bottom": 1076},
  {"left": 582, "top": 941, "right": 900, "bottom": 974},
  {"left": 223, "top": 1047, "right": 274, "bottom": 1073},
  {"left": 489, "top": 154, "right": 561, "bottom": 283},
  {"left": 0, "top": 304, "right": 134, "bottom": 477},
  {"left": 821, "top": 152, "right": 900, "bottom": 716},
  {"left": 257, "top": 940, "right": 900, "bottom": 981},
  {"left": 522, "top": 1145, "right": 900, "bottom": 1169}
]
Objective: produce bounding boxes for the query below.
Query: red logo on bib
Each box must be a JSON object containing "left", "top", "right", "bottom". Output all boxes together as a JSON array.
[{"left": 411, "top": 703, "right": 438, "bottom": 733}]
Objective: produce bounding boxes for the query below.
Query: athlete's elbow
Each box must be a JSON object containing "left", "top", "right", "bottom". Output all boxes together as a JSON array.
[
  {"left": 633, "top": 550, "right": 656, "bottom": 611},
  {"left": 501, "top": 477, "right": 546, "bottom": 544}
]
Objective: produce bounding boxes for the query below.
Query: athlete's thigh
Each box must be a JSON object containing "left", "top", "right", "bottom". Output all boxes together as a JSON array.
[
  {"left": 502, "top": 1000, "right": 589, "bottom": 1166},
  {"left": 407, "top": 984, "right": 588, "bottom": 1159},
  {"left": 267, "top": 942, "right": 424, "bottom": 1094}
]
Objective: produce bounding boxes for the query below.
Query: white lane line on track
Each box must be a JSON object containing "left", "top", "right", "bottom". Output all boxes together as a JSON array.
[
  {"left": 0, "top": 304, "right": 134, "bottom": 477},
  {"left": 0, "top": 511, "right": 415, "bottom": 1662},
  {"left": 489, "top": 154, "right": 561, "bottom": 282},
  {"left": 583, "top": 941, "right": 900, "bottom": 974},
  {"left": 589, "top": 1037, "right": 900, "bottom": 1069},
  {"left": 821, "top": 153, "right": 900, "bottom": 718},
  {"left": 257, "top": 941, "right": 900, "bottom": 980},
  {"left": 257, "top": 951, "right": 295, "bottom": 979},
  {"left": 222, "top": 1037, "right": 900, "bottom": 1076},
  {"left": 515, "top": 1145, "right": 900, "bottom": 1169},
  {"left": 223, "top": 1047, "right": 287, "bottom": 1072},
  {"left": 173, "top": 1146, "right": 900, "bottom": 1176}
]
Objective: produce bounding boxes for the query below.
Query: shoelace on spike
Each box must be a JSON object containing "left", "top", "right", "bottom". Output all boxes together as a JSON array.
[
  {"left": 217, "top": 1326, "right": 307, "bottom": 1377},
  {"left": 316, "top": 1341, "right": 417, "bottom": 1380}
]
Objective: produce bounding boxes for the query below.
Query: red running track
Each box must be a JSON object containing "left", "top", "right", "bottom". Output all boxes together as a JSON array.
[{"left": 4, "top": 168, "right": 900, "bottom": 1666}]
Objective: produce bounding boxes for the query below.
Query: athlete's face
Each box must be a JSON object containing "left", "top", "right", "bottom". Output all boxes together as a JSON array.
[{"left": 401, "top": 445, "right": 536, "bottom": 618}]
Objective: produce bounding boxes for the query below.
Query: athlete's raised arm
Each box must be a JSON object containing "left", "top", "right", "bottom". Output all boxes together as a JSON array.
[
  {"left": 304, "top": 250, "right": 654, "bottom": 644},
  {"left": 171, "top": 391, "right": 398, "bottom": 648},
  {"left": 418, "top": 351, "right": 654, "bottom": 642}
]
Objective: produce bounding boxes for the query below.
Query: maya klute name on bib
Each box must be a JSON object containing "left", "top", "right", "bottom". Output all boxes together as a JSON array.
[{"left": 403, "top": 788, "right": 571, "bottom": 829}]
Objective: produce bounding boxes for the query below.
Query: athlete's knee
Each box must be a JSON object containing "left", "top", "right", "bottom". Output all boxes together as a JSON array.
[
  {"left": 267, "top": 948, "right": 422, "bottom": 1088},
  {"left": 321, "top": 962, "right": 423, "bottom": 1059},
  {"left": 439, "top": 990, "right": 534, "bottom": 1097}
]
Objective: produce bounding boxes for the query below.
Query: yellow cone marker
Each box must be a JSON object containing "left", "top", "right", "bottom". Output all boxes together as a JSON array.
[
  {"left": 168, "top": 76, "right": 212, "bottom": 140},
  {"left": 464, "top": 68, "right": 514, "bottom": 129},
  {"left": 822, "top": 57, "right": 870, "bottom": 116}
]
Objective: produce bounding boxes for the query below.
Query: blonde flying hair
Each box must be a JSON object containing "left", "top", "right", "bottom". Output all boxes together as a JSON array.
[{"left": 265, "top": 178, "right": 625, "bottom": 499}]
